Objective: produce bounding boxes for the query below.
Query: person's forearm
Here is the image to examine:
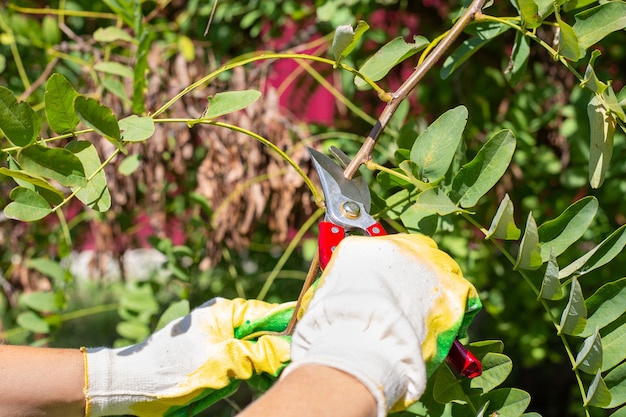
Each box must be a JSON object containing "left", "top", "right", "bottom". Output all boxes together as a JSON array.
[
  {"left": 238, "top": 364, "right": 377, "bottom": 417},
  {"left": 0, "top": 345, "right": 85, "bottom": 417}
]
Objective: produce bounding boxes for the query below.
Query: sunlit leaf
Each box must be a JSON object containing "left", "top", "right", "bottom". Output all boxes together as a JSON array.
[
  {"left": 120, "top": 115, "right": 155, "bottom": 142},
  {"left": 588, "top": 95, "right": 616, "bottom": 188},
  {"left": 560, "top": 224, "right": 626, "bottom": 279},
  {"left": 505, "top": 31, "right": 530, "bottom": 87},
  {"left": 0, "top": 86, "right": 39, "bottom": 146},
  {"left": 514, "top": 213, "right": 543, "bottom": 270},
  {"left": 481, "top": 388, "right": 531, "bottom": 416},
  {"left": 66, "top": 141, "right": 111, "bottom": 212},
  {"left": 74, "top": 96, "right": 124, "bottom": 153},
  {"left": 574, "top": 2, "right": 626, "bottom": 52},
  {"left": 94, "top": 62, "right": 134, "bottom": 78},
  {"left": 470, "top": 353, "right": 512, "bottom": 394},
  {"left": 355, "top": 35, "right": 428, "bottom": 89},
  {"left": 585, "top": 370, "right": 612, "bottom": 407},
  {"left": 155, "top": 299, "right": 190, "bottom": 331},
  {"left": 518, "top": 0, "right": 542, "bottom": 28},
  {"left": 3, "top": 187, "right": 52, "bottom": 221},
  {"left": 200, "top": 90, "right": 262, "bottom": 120},
  {"left": 18, "top": 144, "right": 87, "bottom": 188},
  {"left": 411, "top": 106, "right": 467, "bottom": 184},
  {"left": 330, "top": 20, "right": 369, "bottom": 64},
  {"left": 44, "top": 73, "right": 79, "bottom": 134},
  {"left": 602, "top": 317, "right": 626, "bottom": 372},
  {"left": 415, "top": 188, "right": 462, "bottom": 216},
  {"left": 132, "top": 29, "right": 153, "bottom": 114},
  {"left": 94, "top": 26, "right": 136, "bottom": 43},
  {"left": 452, "top": 129, "right": 516, "bottom": 208},
  {"left": 575, "top": 329, "right": 603, "bottom": 374},
  {"left": 610, "top": 406, "right": 626, "bottom": 417},
  {"left": 441, "top": 22, "right": 510, "bottom": 79},
  {"left": 486, "top": 194, "right": 521, "bottom": 240},
  {"left": 0, "top": 167, "right": 64, "bottom": 200},
  {"left": 539, "top": 248, "right": 563, "bottom": 300},
  {"left": 579, "top": 278, "right": 626, "bottom": 338},
  {"left": 19, "top": 291, "right": 62, "bottom": 313},
  {"left": 581, "top": 50, "right": 608, "bottom": 95},
  {"left": 118, "top": 154, "right": 142, "bottom": 176},
  {"left": 559, "top": 277, "right": 587, "bottom": 336},
  {"left": 556, "top": 11, "right": 583, "bottom": 61},
  {"left": 606, "top": 361, "right": 626, "bottom": 408},
  {"left": 16, "top": 311, "right": 50, "bottom": 334},
  {"left": 117, "top": 320, "right": 150, "bottom": 342},
  {"left": 537, "top": 196, "right": 598, "bottom": 261}
]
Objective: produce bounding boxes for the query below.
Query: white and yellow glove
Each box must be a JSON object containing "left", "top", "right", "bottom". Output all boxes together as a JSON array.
[
  {"left": 286, "top": 233, "right": 481, "bottom": 417},
  {"left": 83, "top": 298, "right": 294, "bottom": 417}
]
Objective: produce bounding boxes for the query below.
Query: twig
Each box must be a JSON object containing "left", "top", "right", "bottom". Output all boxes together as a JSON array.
[
  {"left": 284, "top": 252, "right": 320, "bottom": 335},
  {"left": 19, "top": 57, "right": 59, "bottom": 101},
  {"left": 343, "top": 0, "right": 487, "bottom": 180}
]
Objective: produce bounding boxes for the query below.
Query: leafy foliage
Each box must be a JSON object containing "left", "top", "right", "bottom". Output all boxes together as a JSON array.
[{"left": 1, "top": 0, "right": 626, "bottom": 416}]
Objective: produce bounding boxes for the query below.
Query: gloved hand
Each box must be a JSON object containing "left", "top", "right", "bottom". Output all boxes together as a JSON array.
[
  {"left": 286, "top": 233, "right": 481, "bottom": 417},
  {"left": 83, "top": 298, "right": 294, "bottom": 417}
]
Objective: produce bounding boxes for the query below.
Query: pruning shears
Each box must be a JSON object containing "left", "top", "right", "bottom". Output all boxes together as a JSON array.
[{"left": 308, "top": 146, "right": 482, "bottom": 379}]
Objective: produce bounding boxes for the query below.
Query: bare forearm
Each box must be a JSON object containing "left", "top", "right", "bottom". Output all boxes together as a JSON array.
[
  {"left": 0, "top": 345, "right": 85, "bottom": 417},
  {"left": 239, "top": 365, "right": 377, "bottom": 417}
]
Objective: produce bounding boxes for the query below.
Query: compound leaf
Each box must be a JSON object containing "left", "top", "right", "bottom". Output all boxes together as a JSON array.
[
  {"left": 514, "top": 213, "right": 543, "bottom": 270},
  {"left": 486, "top": 193, "right": 521, "bottom": 240},
  {"left": 44, "top": 73, "right": 79, "bottom": 134},
  {"left": 66, "top": 141, "right": 111, "bottom": 212},
  {"left": 559, "top": 277, "right": 587, "bottom": 336},
  {"left": 575, "top": 329, "right": 603, "bottom": 374},
  {"left": 0, "top": 86, "right": 39, "bottom": 146},
  {"left": 574, "top": 2, "right": 626, "bottom": 52},
  {"left": 3, "top": 187, "right": 52, "bottom": 221},
  {"left": 579, "top": 278, "right": 626, "bottom": 338},
  {"left": 18, "top": 144, "right": 87, "bottom": 188},
  {"left": 539, "top": 248, "right": 564, "bottom": 300},
  {"left": 586, "top": 370, "right": 612, "bottom": 407}
]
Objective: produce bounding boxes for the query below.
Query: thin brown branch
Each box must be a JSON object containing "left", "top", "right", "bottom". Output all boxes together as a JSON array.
[
  {"left": 343, "top": 0, "right": 487, "bottom": 180},
  {"left": 19, "top": 57, "right": 59, "bottom": 101},
  {"left": 284, "top": 251, "right": 320, "bottom": 335}
]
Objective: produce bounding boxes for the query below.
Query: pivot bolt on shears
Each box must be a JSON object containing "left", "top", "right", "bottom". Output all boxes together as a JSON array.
[{"left": 308, "top": 147, "right": 482, "bottom": 379}]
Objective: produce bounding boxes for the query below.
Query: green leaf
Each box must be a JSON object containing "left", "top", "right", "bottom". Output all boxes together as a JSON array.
[
  {"left": 452, "top": 129, "right": 516, "bottom": 208},
  {"left": 575, "top": 329, "right": 603, "bottom": 374},
  {"left": 399, "top": 160, "right": 433, "bottom": 190},
  {"left": 0, "top": 86, "right": 39, "bottom": 146},
  {"left": 74, "top": 96, "right": 124, "bottom": 153},
  {"left": 602, "top": 318, "right": 626, "bottom": 372},
  {"left": 486, "top": 193, "right": 521, "bottom": 240},
  {"left": 330, "top": 20, "right": 369, "bottom": 63},
  {"left": 132, "top": 28, "right": 153, "bottom": 114},
  {"left": 514, "top": 213, "right": 543, "bottom": 270},
  {"left": 200, "top": 90, "right": 263, "bottom": 120},
  {"left": 470, "top": 353, "right": 513, "bottom": 394},
  {"left": 539, "top": 249, "right": 563, "bottom": 300},
  {"left": 400, "top": 203, "right": 439, "bottom": 235},
  {"left": 556, "top": 11, "right": 583, "bottom": 61},
  {"left": 4, "top": 186, "right": 52, "bottom": 221},
  {"left": 411, "top": 106, "right": 467, "bottom": 184},
  {"left": 481, "top": 388, "right": 531, "bottom": 416},
  {"left": 579, "top": 278, "right": 626, "bottom": 338},
  {"left": 93, "top": 26, "right": 136, "bottom": 43},
  {"left": 117, "top": 320, "right": 150, "bottom": 342},
  {"left": 25, "top": 258, "right": 69, "bottom": 284},
  {"left": 588, "top": 95, "right": 617, "bottom": 188},
  {"left": 415, "top": 188, "right": 462, "bottom": 216},
  {"left": 19, "top": 291, "right": 62, "bottom": 313},
  {"left": 433, "top": 362, "right": 468, "bottom": 404},
  {"left": 102, "top": 0, "right": 135, "bottom": 27},
  {"left": 504, "top": 31, "right": 530, "bottom": 87},
  {"left": 66, "top": 141, "right": 111, "bottom": 212},
  {"left": 119, "top": 115, "right": 155, "bottom": 142},
  {"left": 0, "top": 167, "right": 64, "bottom": 200},
  {"left": 441, "top": 22, "right": 510, "bottom": 79},
  {"left": 44, "top": 73, "right": 80, "bottom": 134},
  {"left": 560, "top": 224, "right": 626, "bottom": 279},
  {"left": 610, "top": 407, "right": 626, "bottom": 417},
  {"left": 559, "top": 277, "right": 587, "bottom": 336},
  {"left": 606, "top": 361, "right": 626, "bottom": 408},
  {"left": 518, "top": 0, "right": 542, "bottom": 28},
  {"left": 585, "top": 370, "right": 612, "bottom": 407},
  {"left": 94, "top": 62, "right": 134, "bottom": 79},
  {"left": 581, "top": 50, "right": 608, "bottom": 95},
  {"left": 155, "top": 299, "right": 190, "bottom": 331},
  {"left": 537, "top": 196, "right": 598, "bottom": 262},
  {"left": 19, "top": 144, "right": 87, "bottom": 188},
  {"left": 16, "top": 311, "right": 50, "bottom": 334},
  {"left": 573, "top": 2, "right": 626, "bottom": 52},
  {"left": 118, "top": 154, "right": 142, "bottom": 176},
  {"left": 355, "top": 35, "right": 428, "bottom": 89}
]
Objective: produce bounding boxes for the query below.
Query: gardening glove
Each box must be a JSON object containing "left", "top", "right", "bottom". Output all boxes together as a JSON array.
[
  {"left": 83, "top": 297, "right": 294, "bottom": 417},
  {"left": 286, "top": 233, "right": 482, "bottom": 417}
]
